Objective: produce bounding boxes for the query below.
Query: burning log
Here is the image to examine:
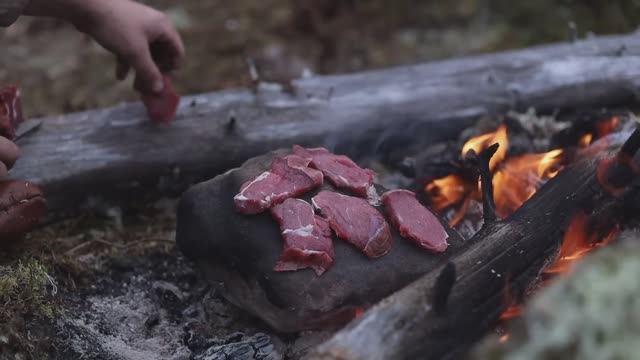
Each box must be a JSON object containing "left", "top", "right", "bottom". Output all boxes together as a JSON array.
[
  {"left": 471, "top": 231, "right": 640, "bottom": 359},
  {"left": 307, "top": 129, "right": 640, "bottom": 360},
  {"left": 8, "top": 32, "right": 640, "bottom": 213}
]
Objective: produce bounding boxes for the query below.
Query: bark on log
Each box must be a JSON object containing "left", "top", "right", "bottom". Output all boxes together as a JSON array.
[
  {"left": 10, "top": 32, "right": 640, "bottom": 212},
  {"left": 306, "top": 138, "right": 640, "bottom": 360}
]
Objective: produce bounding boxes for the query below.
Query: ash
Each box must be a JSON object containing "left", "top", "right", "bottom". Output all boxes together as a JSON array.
[
  {"left": 52, "top": 250, "right": 285, "bottom": 360},
  {"left": 12, "top": 198, "right": 294, "bottom": 360}
]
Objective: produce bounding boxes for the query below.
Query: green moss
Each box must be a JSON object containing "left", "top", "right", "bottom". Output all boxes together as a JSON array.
[{"left": 0, "top": 259, "right": 56, "bottom": 321}]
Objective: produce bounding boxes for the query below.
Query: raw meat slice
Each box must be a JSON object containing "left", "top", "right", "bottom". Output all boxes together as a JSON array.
[
  {"left": 382, "top": 189, "right": 449, "bottom": 253},
  {"left": 141, "top": 75, "right": 180, "bottom": 124},
  {"left": 270, "top": 198, "right": 334, "bottom": 275},
  {"left": 234, "top": 155, "right": 323, "bottom": 214},
  {"left": 311, "top": 191, "right": 392, "bottom": 258},
  {"left": 0, "top": 85, "right": 24, "bottom": 140},
  {"left": 293, "top": 145, "right": 377, "bottom": 200}
]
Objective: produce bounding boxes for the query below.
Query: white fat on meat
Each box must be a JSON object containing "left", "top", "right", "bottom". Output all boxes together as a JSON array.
[
  {"left": 282, "top": 224, "right": 314, "bottom": 237},
  {"left": 233, "top": 171, "right": 272, "bottom": 202}
]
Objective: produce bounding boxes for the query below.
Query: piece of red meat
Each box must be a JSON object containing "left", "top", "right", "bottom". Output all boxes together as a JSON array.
[
  {"left": 270, "top": 198, "right": 335, "bottom": 275},
  {"left": 0, "top": 86, "right": 24, "bottom": 140},
  {"left": 141, "top": 75, "right": 180, "bottom": 124},
  {"left": 311, "top": 191, "right": 392, "bottom": 258},
  {"left": 293, "top": 145, "right": 377, "bottom": 200},
  {"left": 234, "top": 155, "right": 323, "bottom": 214},
  {"left": 382, "top": 189, "right": 449, "bottom": 253}
]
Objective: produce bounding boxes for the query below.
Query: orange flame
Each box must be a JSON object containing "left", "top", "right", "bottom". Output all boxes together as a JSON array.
[
  {"left": 498, "top": 212, "right": 618, "bottom": 326},
  {"left": 426, "top": 124, "right": 564, "bottom": 223},
  {"left": 425, "top": 175, "right": 469, "bottom": 211},
  {"left": 492, "top": 149, "right": 563, "bottom": 217},
  {"left": 462, "top": 124, "right": 509, "bottom": 171},
  {"left": 499, "top": 277, "right": 522, "bottom": 321},
  {"left": 426, "top": 125, "right": 510, "bottom": 225},
  {"left": 544, "top": 212, "right": 617, "bottom": 275},
  {"left": 425, "top": 117, "right": 623, "bottom": 334},
  {"left": 579, "top": 133, "right": 593, "bottom": 147}
]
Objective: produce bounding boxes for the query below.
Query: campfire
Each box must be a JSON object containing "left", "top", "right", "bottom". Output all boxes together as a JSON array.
[
  {"left": 177, "top": 102, "right": 640, "bottom": 360},
  {"left": 427, "top": 116, "right": 621, "bottom": 224},
  {"left": 425, "top": 116, "right": 623, "bottom": 327}
]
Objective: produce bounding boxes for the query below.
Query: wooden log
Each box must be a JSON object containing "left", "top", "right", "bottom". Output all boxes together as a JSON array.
[
  {"left": 306, "top": 134, "right": 640, "bottom": 360},
  {"left": 10, "top": 32, "right": 640, "bottom": 212},
  {"left": 470, "top": 232, "right": 640, "bottom": 359}
]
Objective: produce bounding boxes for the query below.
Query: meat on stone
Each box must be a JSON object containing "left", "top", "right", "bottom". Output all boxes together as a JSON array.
[
  {"left": 234, "top": 154, "right": 323, "bottom": 214},
  {"left": 382, "top": 189, "right": 449, "bottom": 253},
  {"left": 270, "top": 198, "right": 335, "bottom": 275},
  {"left": 312, "top": 191, "right": 392, "bottom": 258},
  {"left": 176, "top": 149, "right": 465, "bottom": 332},
  {"left": 293, "top": 145, "right": 378, "bottom": 201}
]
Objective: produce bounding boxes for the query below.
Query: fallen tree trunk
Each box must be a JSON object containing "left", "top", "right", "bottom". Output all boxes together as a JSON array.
[
  {"left": 307, "top": 132, "right": 640, "bottom": 360},
  {"left": 10, "top": 32, "right": 640, "bottom": 212}
]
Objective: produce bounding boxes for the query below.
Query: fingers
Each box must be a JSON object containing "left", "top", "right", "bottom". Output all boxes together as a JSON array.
[
  {"left": 157, "top": 21, "right": 185, "bottom": 69},
  {"left": 0, "top": 162, "right": 6, "bottom": 179},
  {"left": 150, "top": 39, "right": 181, "bottom": 73},
  {"left": 0, "top": 137, "right": 19, "bottom": 170},
  {"left": 148, "top": 15, "right": 185, "bottom": 72},
  {"left": 110, "top": 10, "right": 185, "bottom": 94},
  {"left": 129, "top": 43, "right": 165, "bottom": 94},
  {"left": 115, "top": 57, "right": 130, "bottom": 81}
]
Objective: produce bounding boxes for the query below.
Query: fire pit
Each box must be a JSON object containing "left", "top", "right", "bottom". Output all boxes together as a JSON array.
[{"left": 176, "top": 107, "right": 639, "bottom": 359}]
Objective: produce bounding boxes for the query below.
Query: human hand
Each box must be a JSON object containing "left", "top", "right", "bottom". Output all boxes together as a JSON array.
[
  {"left": 72, "top": 0, "right": 185, "bottom": 94},
  {"left": 0, "top": 137, "right": 18, "bottom": 178},
  {"left": 25, "top": 0, "right": 185, "bottom": 94}
]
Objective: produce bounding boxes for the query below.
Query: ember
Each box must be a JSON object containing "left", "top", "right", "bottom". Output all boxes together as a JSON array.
[
  {"left": 597, "top": 116, "right": 620, "bottom": 138},
  {"left": 544, "top": 212, "right": 618, "bottom": 275},
  {"left": 497, "top": 211, "right": 619, "bottom": 328}
]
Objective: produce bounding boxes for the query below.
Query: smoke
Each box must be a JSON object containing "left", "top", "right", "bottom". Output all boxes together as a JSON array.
[{"left": 322, "top": 113, "right": 475, "bottom": 166}]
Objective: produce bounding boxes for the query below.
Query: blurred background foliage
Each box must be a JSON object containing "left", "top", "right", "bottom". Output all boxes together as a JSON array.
[{"left": 1, "top": 0, "right": 639, "bottom": 117}]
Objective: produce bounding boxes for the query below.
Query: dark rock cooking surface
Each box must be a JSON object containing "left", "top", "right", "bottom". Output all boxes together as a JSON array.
[{"left": 176, "top": 149, "right": 464, "bottom": 333}]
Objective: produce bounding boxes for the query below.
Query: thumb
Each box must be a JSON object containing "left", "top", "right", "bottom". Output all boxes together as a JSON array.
[
  {"left": 0, "top": 138, "right": 19, "bottom": 170},
  {"left": 130, "top": 45, "right": 165, "bottom": 94}
]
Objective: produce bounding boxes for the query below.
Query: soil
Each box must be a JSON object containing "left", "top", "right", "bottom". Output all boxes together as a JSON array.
[{"left": 1, "top": 199, "right": 295, "bottom": 359}]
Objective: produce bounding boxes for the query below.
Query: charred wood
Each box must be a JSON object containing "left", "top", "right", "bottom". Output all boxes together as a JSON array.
[{"left": 307, "top": 130, "right": 640, "bottom": 360}]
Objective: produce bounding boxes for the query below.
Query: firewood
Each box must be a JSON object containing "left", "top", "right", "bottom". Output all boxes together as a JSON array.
[
  {"left": 470, "top": 232, "right": 640, "bottom": 360},
  {"left": 307, "top": 129, "right": 640, "bottom": 360}
]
